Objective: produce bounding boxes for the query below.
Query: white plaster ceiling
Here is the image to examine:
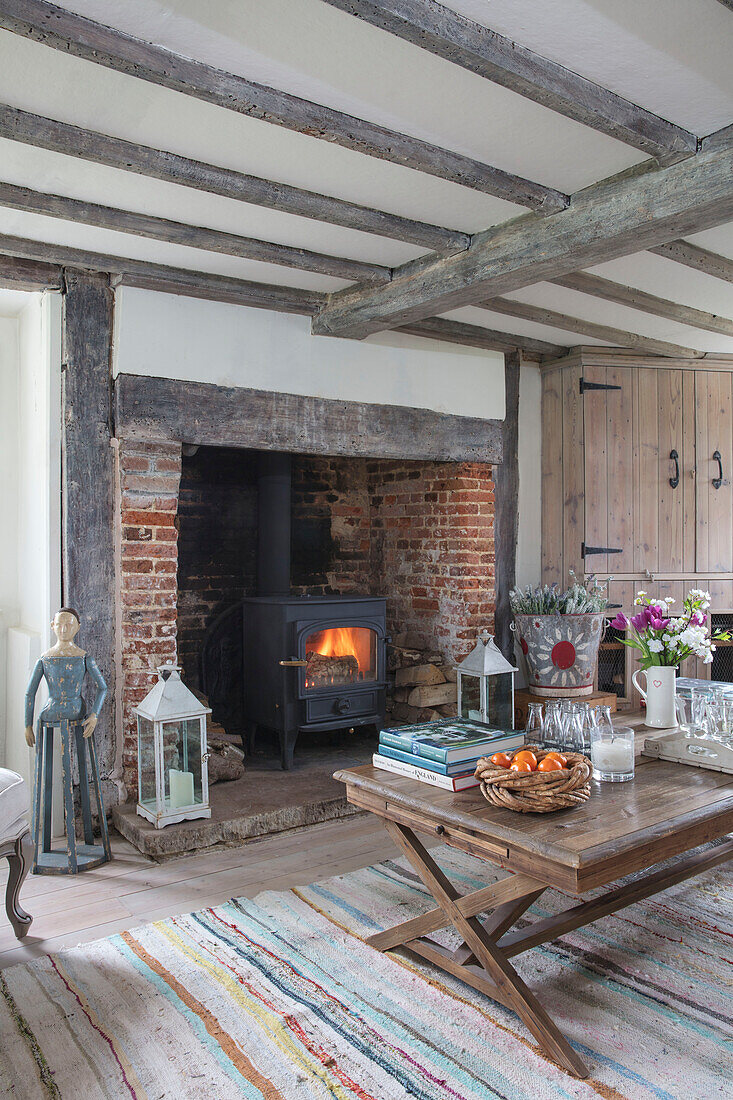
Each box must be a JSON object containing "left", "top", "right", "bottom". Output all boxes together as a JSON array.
[{"left": 0, "top": 0, "right": 731, "bottom": 354}]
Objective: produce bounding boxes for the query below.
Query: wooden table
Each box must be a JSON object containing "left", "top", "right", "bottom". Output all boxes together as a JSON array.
[{"left": 334, "top": 727, "right": 733, "bottom": 1079}]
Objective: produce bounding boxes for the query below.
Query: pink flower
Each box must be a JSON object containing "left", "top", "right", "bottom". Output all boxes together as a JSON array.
[
  {"left": 650, "top": 616, "right": 670, "bottom": 631},
  {"left": 691, "top": 611, "right": 706, "bottom": 626},
  {"left": 630, "top": 608, "right": 653, "bottom": 631},
  {"left": 610, "top": 612, "right": 629, "bottom": 630}
]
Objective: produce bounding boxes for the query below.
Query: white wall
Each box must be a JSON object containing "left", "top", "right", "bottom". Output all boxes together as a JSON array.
[
  {"left": 2, "top": 292, "right": 62, "bottom": 785},
  {"left": 516, "top": 361, "right": 542, "bottom": 589},
  {"left": 0, "top": 315, "right": 20, "bottom": 761},
  {"left": 112, "top": 286, "right": 506, "bottom": 420}
]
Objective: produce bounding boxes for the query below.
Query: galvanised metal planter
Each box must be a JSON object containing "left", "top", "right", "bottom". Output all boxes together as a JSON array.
[{"left": 513, "top": 613, "right": 606, "bottom": 697}]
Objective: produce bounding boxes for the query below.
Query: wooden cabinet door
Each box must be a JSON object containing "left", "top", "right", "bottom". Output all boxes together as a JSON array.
[
  {"left": 656, "top": 369, "right": 693, "bottom": 572},
  {"left": 582, "top": 365, "right": 634, "bottom": 575},
  {"left": 696, "top": 372, "right": 733, "bottom": 572}
]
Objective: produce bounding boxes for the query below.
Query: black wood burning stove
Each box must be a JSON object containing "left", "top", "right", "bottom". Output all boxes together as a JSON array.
[
  {"left": 242, "top": 595, "right": 386, "bottom": 769},
  {"left": 238, "top": 451, "right": 386, "bottom": 768}
]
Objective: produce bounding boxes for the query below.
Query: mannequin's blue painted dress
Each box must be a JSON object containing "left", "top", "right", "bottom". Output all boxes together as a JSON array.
[{"left": 25, "top": 655, "right": 107, "bottom": 728}]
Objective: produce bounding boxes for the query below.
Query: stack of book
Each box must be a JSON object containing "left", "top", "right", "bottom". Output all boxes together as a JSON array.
[{"left": 373, "top": 719, "right": 525, "bottom": 791}]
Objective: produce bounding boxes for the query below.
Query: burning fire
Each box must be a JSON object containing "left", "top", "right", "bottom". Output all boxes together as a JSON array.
[{"left": 304, "top": 625, "right": 375, "bottom": 688}]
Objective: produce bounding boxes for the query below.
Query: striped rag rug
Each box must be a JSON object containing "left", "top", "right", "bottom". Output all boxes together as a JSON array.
[{"left": 0, "top": 845, "right": 730, "bottom": 1099}]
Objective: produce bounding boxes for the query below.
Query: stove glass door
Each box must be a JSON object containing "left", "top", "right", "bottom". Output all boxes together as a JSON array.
[{"left": 304, "top": 625, "right": 377, "bottom": 690}]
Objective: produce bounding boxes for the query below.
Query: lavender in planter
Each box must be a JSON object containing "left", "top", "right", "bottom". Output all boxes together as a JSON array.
[{"left": 511, "top": 575, "right": 609, "bottom": 698}]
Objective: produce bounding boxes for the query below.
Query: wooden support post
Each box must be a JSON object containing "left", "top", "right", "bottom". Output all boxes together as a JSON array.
[
  {"left": 494, "top": 351, "right": 520, "bottom": 661},
  {"left": 61, "top": 270, "right": 116, "bottom": 794}
]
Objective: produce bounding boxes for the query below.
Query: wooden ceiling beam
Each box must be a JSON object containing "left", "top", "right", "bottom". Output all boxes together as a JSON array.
[
  {"left": 395, "top": 316, "right": 567, "bottom": 360},
  {"left": 648, "top": 240, "right": 733, "bottom": 283},
  {"left": 481, "top": 296, "right": 704, "bottom": 357},
  {"left": 0, "top": 251, "right": 61, "bottom": 290},
  {"left": 0, "top": 0, "right": 568, "bottom": 213},
  {"left": 322, "top": 0, "right": 697, "bottom": 164},
  {"left": 0, "top": 181, "right": 390, "bottom": 284},
  {"left": 0, "top": 231, "right": 553, "bottom": 357},
  {"left": 552, "top": 271, "right": 733, "bottom": 337},
  {"left": 0, "top": 105, "right": 465, "bottom": 254},
  {"left": 312, "top": 127, "right": 733, "bottom": 339}
]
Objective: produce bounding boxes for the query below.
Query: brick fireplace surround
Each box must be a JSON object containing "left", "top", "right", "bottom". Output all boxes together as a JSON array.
[{"left": 117, "top": 442, "right": 495, "bottom": 795}]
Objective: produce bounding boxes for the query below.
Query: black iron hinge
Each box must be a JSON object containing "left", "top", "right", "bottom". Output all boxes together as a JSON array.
[
  {"left": 581, "top": 542, "right": 623, "bottom": 558},
  {"left": 579, "top": 378, "right": 622, "bottom": 394}
]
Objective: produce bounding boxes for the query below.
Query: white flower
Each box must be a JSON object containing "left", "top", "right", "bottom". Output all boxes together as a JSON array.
[
  {"left": 634, "top": 591, "right": 647, "bottom": 605},
  {"left": 647, "top": 639, "right": 664, "bottom": 652}
]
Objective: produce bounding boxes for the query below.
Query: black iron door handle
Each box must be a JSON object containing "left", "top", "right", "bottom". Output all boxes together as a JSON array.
[
  {"left": 669, "top": 449, "right": 679, "bottom": 489},
  {"left": 713, "top": 450, "right": 723, "bottom": 490}
]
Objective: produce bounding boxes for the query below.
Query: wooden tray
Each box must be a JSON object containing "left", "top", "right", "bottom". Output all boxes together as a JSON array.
[{"left": 642, "top": 729, "right": 733, "bottom": 775}]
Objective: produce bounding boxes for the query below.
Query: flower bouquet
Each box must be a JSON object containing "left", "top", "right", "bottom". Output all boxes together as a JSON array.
[
  {"left": 610, "top": 589, "right": 727, "bottom": 668},
  {"left": 611, "top": 590, "right": 729, "bottom": 728}
]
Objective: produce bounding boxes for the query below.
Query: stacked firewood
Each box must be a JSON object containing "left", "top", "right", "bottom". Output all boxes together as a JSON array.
[{"left": 385, "top": 632, "right": 458, "bottom": 726}]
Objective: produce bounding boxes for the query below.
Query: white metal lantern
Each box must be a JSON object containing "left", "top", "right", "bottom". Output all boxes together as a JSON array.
[
  {"left": 455, "top": 630, "right": 517, "bottom": 730},
  {"left": 135, "top": 665, "right": 211, "bottom": 828}
]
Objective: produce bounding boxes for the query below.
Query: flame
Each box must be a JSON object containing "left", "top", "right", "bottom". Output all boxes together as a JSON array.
[{"left": 306, "top": 626, "right": 374, "bottom": 675}]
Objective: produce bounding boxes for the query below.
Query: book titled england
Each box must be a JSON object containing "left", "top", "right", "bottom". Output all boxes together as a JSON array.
[
  {"left": 379, "top": 719, "right": 523, "bottom": 764},
  {"left": 372, "top": 753, "right": 480, "bottom": 791}
]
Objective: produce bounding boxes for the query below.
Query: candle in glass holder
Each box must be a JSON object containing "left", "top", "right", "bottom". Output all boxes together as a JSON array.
[{"left": 590, "top": 732, "right": 635, "bottom": 782}]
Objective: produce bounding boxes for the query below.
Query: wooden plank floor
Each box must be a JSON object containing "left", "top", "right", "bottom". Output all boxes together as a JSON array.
[{"left": 0, "top": 814, "right": 415, "bottom": 971}]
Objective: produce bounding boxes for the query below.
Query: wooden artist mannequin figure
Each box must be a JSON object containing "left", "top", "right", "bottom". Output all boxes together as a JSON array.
[
  {"left": 24, "top": 608, "right": 110, "bottom": 873},
  {"left": 25, "top": 608, "right": 106, "bottom": 747}
]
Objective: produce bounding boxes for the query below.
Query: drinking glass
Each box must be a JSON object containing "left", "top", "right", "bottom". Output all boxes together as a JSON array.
[
  {"left": 590, "top": 721, "right": 635, "bottom": 782},
  {"left": 543, "top": 701, "right": 562, "bottom": 750},
  {"left": 524, "top": 701, "right": 544, "bottom": 746},
  {"left": 690, "top": 686, "right": 713, "bottom": 738}
]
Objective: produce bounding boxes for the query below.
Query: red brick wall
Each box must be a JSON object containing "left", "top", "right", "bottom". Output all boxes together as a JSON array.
[
  {"left": 291, "top": 456, "right": 371, "bottom": 595},
  {"left": 118, "top": 440, "right": 182, "bottom": 793},
  {"left": 368, "top": 461, "right": 495, "bottom": 662}
]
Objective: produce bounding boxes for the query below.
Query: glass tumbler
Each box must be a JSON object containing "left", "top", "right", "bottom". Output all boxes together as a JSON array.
[{"left": 590, "top": 722, "right": 635, "bottom": 782}]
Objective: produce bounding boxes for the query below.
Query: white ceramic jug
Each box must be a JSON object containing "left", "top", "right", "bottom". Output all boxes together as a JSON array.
[{"left": 632, "top": 665, "right": 678, "bottom": 728}]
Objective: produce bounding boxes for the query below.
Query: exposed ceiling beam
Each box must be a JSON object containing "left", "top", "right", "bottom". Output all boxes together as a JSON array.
[
  {"left": 552, "top": 271, "right": 733, "bottom": 337},
  {"left": 0, "top": 0, "right": 568, "bottom": 213},
  {"left": 312, "top": 127, "right": 733, "bottom": 339},
  {"left": 0, "top": 231, "right": 552, "bottom": 356},
  {"left": 481, "top": 296, "right": 703, "bottom": 357},
  {"left": 648, "top": 240, "right": 733, "bottom": 283},
  {"left": 0, "top": 251, "right": 61, "bottom": 290},
  {"left": 0, "top": 105, "right": 465, "bottom": 254},
  {"left": 0, "top": 233, "right": 325, "bottom": 314},
  {"left": 0, "top": 181, "right": 390, "bottom": 284},
  {"left": 395, "top": 316, "right": 567, "bottom": 359},
  {"left": 322, "top": 0, "right": 697, "bottom": 164},
  {"left": 715, "top": 0, "right": 733, "bottom": 11}
]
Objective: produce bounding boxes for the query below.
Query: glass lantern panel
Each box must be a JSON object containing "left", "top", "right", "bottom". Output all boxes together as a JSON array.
[
  {"left": 488, "top": 672, "right": 514, "bottom": 729},
  {"left": 459, "top": 675, "right": 482, "bottom": 723},
  {"left": 162, "top": 719, "right": 204, "bottom": 810},
  {"left": 137, "top": 715, "right": 157, "bottom": 811}
]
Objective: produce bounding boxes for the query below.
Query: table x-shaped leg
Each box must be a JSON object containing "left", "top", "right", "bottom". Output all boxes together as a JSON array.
[{"left": 371, "top": 821, "right": 589, "bottom": 1079}]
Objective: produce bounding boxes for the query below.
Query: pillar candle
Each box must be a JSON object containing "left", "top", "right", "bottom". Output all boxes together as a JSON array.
[
  {"left": 169, "top": 769, "right": 195, "bottom": 808},
  {"left": 591, "top": 737, "right": 634, "bottom": 774}
]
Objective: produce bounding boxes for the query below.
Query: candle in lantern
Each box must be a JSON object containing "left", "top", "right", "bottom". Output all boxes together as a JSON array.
[
  {"left": 591, "top": 735, "right": 634, "bottom": 781},
  {"left": 169, "top": 768, "right": 195, "bottom": 808}
]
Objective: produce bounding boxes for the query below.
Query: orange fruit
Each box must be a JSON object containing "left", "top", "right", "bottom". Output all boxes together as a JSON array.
[
  {"left": 538, "top": 756, "right": 563, "bottom": 772},
  {"left": 490, "top": 751, "right": 512, "bottom": 769},
  {"left": 509, "top": 760, "right": 533, "bottom": 773},
  {"left": 511, "top": 750, "right": 538, "bottom": 771},
  {"left": 544, "top": 751, "right": 568, "bottom": 767}
]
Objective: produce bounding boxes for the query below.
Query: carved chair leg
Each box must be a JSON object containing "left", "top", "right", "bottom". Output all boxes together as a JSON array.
[{"left": 5, "top": 832, "right": 33, "bottom": 939}]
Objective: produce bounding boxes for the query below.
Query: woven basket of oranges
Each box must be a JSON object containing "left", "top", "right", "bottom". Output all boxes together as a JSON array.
[{"left": 474, "top": 745, "right": 592, "bottom": 814}]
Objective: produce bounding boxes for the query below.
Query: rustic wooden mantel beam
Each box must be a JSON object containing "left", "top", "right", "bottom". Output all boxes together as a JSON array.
[
  {"left": 322, "top": 0, "right": 697, "bottom": 164},
  {"left": 0, "top": 181, "right": 390, "bottom": 285},
  {"left": 114, "top": 373, "right": 503, "bottom": 465},
  {"left": 0, "top": 104, "right": 465, "bottom": 254},
  {"left": 649, "top": 240, "right": 733, "bottom": 284},
  {"left": 312, "top": 127, "right": 733, "bottom": 339},
  {"left": 0, "top": 0, "right": 568, "bottom": 212},
  {"left": 552, "top": 271, "right": 733, "bottom": 337}
]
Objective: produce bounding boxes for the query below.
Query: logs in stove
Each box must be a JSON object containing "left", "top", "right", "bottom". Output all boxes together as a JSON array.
[{"left": 242, "top": 453, "right": 386, "bottom": 768}]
